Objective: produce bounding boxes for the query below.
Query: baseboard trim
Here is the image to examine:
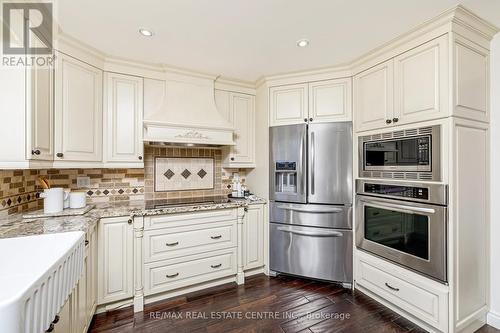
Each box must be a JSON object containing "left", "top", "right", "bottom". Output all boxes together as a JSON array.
[{"left": 487, "top": 311, "right": 500, "bottom": 329}]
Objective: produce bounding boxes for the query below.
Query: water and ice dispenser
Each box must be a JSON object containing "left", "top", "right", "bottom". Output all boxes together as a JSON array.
[{"left": 274, "top": 162, "right": 297, "bottom": 194}]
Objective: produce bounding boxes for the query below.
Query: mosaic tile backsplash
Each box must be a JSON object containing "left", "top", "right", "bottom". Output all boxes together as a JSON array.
[{"left": 0, "top": 147, "right": 246, "bottom": 217}]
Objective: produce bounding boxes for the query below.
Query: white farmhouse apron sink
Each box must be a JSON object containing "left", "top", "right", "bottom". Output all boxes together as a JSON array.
[{"left": 0, "top": 231, "right": 85, "bottom": 333}]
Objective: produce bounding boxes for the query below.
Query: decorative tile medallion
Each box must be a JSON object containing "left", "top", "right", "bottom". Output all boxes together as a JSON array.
[{"left": 154, "top": 157, "right": 215, "bottom": 192}]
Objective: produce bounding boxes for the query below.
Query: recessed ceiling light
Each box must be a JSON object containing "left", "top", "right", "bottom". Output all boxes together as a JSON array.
[
  {"left": 139, "top": 28, "right": 154, "bottom": 37},
  {"left": 296, "top": 39, "right": 309, "bottom": 47}
]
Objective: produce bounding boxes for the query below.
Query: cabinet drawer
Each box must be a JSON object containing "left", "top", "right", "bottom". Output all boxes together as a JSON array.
[
  {"left": 144, "top": 248, "right": 237, "bottom": 295},
  {"left": 144, "top": 220, "right": 237, "bottom": 263},
  {"left": 144, "top": 209, "right": 237, "bottom": 230},
  {"left": 355, "top": 251, "right": 448, "bottom": 331}
]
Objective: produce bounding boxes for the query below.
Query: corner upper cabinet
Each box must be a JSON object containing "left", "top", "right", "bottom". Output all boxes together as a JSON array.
[
  {"left": 55, "top": 53, "right": 103, "bottom": 162},
  {"left": 354, "top": 59, "right": 394, "bottom": 132},
  {"left": 308, "top": 78, "right": 352, "bottom": 122},
  {"left": 394, "top": 35, "right": 448, "bottom": 126},
  {"left": 269, "top": 83, "right": 308, "bottom": 126},
  {"left": 103, "top": 72, "right": 144, "bottom": 166},
  {"left": 216, "top": 90, "right": 256, "bottom": 168}
]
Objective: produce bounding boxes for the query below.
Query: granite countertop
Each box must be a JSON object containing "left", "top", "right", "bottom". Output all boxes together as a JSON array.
[{"left": 0, "top": 196, "right": 267, "bottom": 239}]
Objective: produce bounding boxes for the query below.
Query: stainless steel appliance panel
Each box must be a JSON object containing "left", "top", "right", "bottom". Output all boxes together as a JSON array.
[
  {"left": 270, "top": 201, "right": 352, "bottom": 229},
  {"left": 270, "top": 223, "right": 353, "bottom": 282},
  {"left": 269, "top": 124, "right": 307, "bottom": 203},
  {"left": 308, "top": 122, "right": 352, "bottom": 205},
  {"left": 356, "top": 195, "right": 447, "bottom": 282}
]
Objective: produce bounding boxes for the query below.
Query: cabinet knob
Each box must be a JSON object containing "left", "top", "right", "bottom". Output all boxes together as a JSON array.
[
  {"left": 138, "top": 156, "right": 143, "bottom": 160},
  {"left": 392, "top": 117, "right": 399, "bottom": 123},
  {"left": 56, "top": 153, "right": 64, "bottom": 158},
  {"left": 211, "top": 263, "right": 222, "bottom": 269},
  {"left": 166, "top": 273, "right": 179, "bottom": 278},
  {"left": 230, "top": 157, "right": 235, "bottom": 161},
  {"left": 84, "top": 240, "right": 89, "bottom": 246},
  {"left": 385, "top": 119, "right": 392, "bottom": 124},
  {"left": 128, "top": 218, "right": 133, "bottom": 224},
  {"left": 309, "top": 118, "right": 313, "bottom": 122},
  {"left": 304, "top": 118, "right": 308, "bottom": 122},
  {"left": 244, "top": 207, "right": 248, "bottom": 212},
  {"left": 31, "top": 149, "right": 41, "bottom": 155}
]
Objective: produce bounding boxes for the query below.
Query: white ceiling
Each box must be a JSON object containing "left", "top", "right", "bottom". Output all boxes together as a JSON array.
[{"left": 57, "top": 0, "right": 500, "bottom": 82}]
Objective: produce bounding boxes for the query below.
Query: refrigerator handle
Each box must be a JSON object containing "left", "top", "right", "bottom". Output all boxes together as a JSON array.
[
  {"left": 310, "top": 131, "right": 315, "bottom": 195},
  {"left": 300, "top": 130, "right": 306, "bottom": 195}
]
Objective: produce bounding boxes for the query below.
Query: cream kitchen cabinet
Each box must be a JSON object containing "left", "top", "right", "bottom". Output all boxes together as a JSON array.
[
  {"left": 308, "top": 78, "right": 352, "bottom": 123},
  {"left": 55, "top": 52, "right": 103, "bottom": 162},
  {"left": 269, "top": 79, "right": 351, "bottom": 127},
  {"left": 243, "top": 204, "right": 265, "bottom": 271},
  {"left": 98, "top": 216, "right": 134, "bottom": 305},
  {"left": 394, "top": 35, "right": 448, "bottom": 126},
  {"left": 354, "top": 59, "right": 394, "bottom": 132},
  {"left": 269, "top": 83, "right": 308, "bottom": 126},
  {"left": 26, "top": 59, "right": 54, "bottom": 161},
  {"left": 354, "top": 36, "right": 449, "bottom": 132},
  {"left": 215, "top": 90, "right": 256, "bottom": 167},
  {"left": 103, "top": 72, "right": 144, "bottom": 166}
]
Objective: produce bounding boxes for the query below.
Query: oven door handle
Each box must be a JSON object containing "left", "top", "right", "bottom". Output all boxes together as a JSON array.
[
  {"left": 365, "top": 201, "right": 436, "bottom": 215},
  {"left": 277, "top": 227, "right": 344, "bottom": 238},
  {"left": 276, "top": 205, "right": 344, "bottom": 214}
]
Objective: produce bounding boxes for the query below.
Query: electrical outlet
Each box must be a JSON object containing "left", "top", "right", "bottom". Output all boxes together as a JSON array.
[{"left": 76, "top": 176, "right": 91, "bottom": 189}]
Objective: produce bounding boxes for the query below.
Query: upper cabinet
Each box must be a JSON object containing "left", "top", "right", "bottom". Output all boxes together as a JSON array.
[
  {"left": 269, "top": 83, "right": 308, "bottom": 126},
  {"left": 269, "top": 79, "right": 352, "bottom": 127},
  {"left": 26, "top": 63, "right": 54, "bottom": 161},
  {"left": 354, "top": 35, "right": 449, "bottom": 132},
  {"left": 393, "top": 35, "right": 448, "bottom": 126},
  {"left": 353, "top": 60, "right": 394, "bottom": 132},
  {"left": 103, "top": 72, "right": 144, "bottom": 166},
  {"left": 55, "top": 53, "right": 103, "bottom": 162},
  {"left": 308, "top": 78, "right": 352, "bottom": 122},
  {"left": 216, "top": 90, "right": 256, "bottom": 168}
]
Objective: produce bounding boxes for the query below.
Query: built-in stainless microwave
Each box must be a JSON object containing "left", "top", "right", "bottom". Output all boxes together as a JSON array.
[{"left": 359, "top": 125, "right": 441, "bottom": 181}]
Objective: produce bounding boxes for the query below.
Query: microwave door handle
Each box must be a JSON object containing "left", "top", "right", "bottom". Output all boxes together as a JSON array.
[
  {"left": 277, "top": 227, "right": 343, "bottom": 237},
  {"left": 367, "top": 202, "right": 436, "bottom": 215},
  {"left": 310, "top": 131, "right": 315, "bottom": 195}
]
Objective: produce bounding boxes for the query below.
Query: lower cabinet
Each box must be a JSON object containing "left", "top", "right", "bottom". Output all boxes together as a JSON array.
[
  {"left": 355, "top": 250, "right": 448, "bottom": 332},
  {"left": 52, "top": 224, "right": 98, "bottom": 333},
  {"left": 243, "top": 204, "right": 265, "bottom": 270},
  {"left": 97, "top": 216, "right": 134, "bottom": 305}
]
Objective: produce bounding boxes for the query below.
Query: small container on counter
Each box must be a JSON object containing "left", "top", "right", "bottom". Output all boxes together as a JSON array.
[{"left": 69, "top": 191, "right": 87, "bottom": 209}]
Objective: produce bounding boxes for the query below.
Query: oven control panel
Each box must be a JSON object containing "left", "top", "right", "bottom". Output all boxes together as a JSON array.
[{"left": 363, "top": 183, "right": 429, "bottom": 200}]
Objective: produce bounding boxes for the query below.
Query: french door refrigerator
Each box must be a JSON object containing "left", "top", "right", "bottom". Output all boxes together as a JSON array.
[{"left": 269, "top": 122, "right": 353, "bottom": 285}]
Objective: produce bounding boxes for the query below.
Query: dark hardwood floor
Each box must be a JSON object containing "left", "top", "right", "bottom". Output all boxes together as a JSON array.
[{"left": 89, "top": 274, "right": 498, "bottom": 333}]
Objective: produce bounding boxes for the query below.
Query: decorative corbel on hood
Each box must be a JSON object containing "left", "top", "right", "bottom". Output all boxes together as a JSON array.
[{"left": 143, "top": 71, "right": 235, "bottom": 146}]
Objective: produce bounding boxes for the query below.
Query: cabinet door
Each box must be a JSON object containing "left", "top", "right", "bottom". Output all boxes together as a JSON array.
[
  {"left": 86, "top": 225, "right": 97, "bottom": 323},
  {"left": 243, "top": 204, "right": 265, "bottom": 270},
  {"left": 394, "top": 35, "right": 448, "bottom": 125},
  {"left": 98, "top": 217, "right": 134, "bottom": 305},
  {"left": 55, "top": 53, "right": 103, "bottom": 161},
  {"left": 229, "top": 93, "right": 255, "bottom": 165},
  {"left": 308, "top": 78, "right": 352, "bottom": 122},
  {"left": 269, "top": 83, "right": 308, "bottom": 126},
  {"left": 104, "top": 73, "right": 144, "bottom": 164},
  {"left": 77, "top": 255, "right": 88, "bottom": 333},
  {"left": 354, "top": 60, "right": 394, "bottom": 132},
  {"left": 26, "top": 41, "right": 54, "bottom": 161},
  {"left": 52, "top": 296, "right": 71, "bottom": 333}
]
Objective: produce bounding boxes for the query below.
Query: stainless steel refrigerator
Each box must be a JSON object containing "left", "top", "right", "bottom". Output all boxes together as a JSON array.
[{"left": 269, "top": 122, "right": 353, "bottom": 285}]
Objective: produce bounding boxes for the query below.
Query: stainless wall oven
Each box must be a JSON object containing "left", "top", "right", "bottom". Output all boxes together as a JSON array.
[
  {"left": 355, "top": 179, "right": 448, "bottom": 282},
  {"left": 359, "top": 125, "right": 440, "bottom": 181}
]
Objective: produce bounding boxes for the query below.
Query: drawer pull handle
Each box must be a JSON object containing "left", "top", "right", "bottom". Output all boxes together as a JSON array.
[
  {"left": 211, "top": 264, "right": 222, "bottom": 269},
  {"left": 166, "top": 241, "right": 179, "bottom": 247},
  {"left": 385, "top": 282, "right": 400, "bottom": 292},
  {"left": 166, "top": 273, "right": 179, "bottom": 278},
  {"left": 211, "top": 235, "right": 222, "bottom": 239}
]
